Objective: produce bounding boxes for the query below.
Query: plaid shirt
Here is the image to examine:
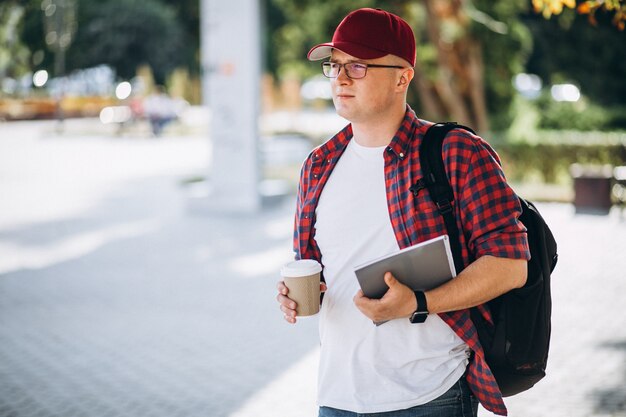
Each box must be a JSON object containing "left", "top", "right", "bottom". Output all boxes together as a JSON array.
[{"left": 293, "top": 105, "right": 529, "bottom": 416}]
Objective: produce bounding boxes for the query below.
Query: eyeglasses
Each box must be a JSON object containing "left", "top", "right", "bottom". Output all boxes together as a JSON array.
[{"left": 321, "top": 61, "right": 406, "bottom": 79}]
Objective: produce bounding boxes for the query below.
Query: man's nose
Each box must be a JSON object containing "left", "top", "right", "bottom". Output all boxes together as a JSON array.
[{"left": 335, "top": 65, "right": 352, "bottom": 84}]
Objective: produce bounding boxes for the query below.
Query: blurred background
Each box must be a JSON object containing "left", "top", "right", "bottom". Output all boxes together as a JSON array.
[
  {"left": 1, "top": 1, "right": 626, "bottom": 417},
  {"left": 1, "top": 0, "right": 625, "bottom": 199}
]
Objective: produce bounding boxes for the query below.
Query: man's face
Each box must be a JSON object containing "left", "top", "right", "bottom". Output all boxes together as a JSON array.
[{"left": 329, "top": 49, "right": 406, "bottom": 124}]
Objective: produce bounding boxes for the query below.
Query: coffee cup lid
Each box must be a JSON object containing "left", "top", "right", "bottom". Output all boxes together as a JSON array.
[{"left": 281, "top": 259, "right": 322, "bottom": 277}]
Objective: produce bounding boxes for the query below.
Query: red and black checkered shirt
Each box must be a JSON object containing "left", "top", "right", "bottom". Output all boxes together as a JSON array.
[{"left": 293, "top": 105, "right": 529, "bottom": 416}]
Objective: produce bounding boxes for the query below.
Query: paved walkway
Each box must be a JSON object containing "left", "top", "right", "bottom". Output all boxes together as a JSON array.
[{"left": 1, "top": 119, "right": 625, "bottom": 417}]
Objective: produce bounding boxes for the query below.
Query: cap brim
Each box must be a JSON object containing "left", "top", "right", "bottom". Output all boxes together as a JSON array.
[
  {"left": 307, "top": 42, "right": 388, "bottom": 61},
  {"left": 307, "top": 44, "right": 334, "bottom": 61}
]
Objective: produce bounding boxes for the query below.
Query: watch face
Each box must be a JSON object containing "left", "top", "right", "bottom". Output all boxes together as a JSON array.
[{"left": 410, "top": 311, "right": 428, "bottom": 323}]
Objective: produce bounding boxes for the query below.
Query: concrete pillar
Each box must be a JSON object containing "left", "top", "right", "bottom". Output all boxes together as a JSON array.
[{"left": 199, "top": 0, "right": 261, "bottom": 213}]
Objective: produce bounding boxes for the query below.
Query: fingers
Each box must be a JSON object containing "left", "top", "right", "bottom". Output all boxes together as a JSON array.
[
  {"left": 353, "top": 289, "right": 372, "bottom": 311},
  {"left": 276, "top": 280, "right": 297, "bottom": 324},
  {"left": 281, "top": 304, "right": 297, "bottom": 324},
  {"left": 353, "top": 290, "right": 381, "bottom": 321},
  {"left": 276, "top": 280, "right": 326, "bottom": 324},
  {"left": 277, "top": 280, "right": 288, "bottom": 295},
  {"left": 353, "top": 275, "right": 415, "bottom": 322},
  {"left": 384, "top": 272, "right": 397, "bottom": 286}
]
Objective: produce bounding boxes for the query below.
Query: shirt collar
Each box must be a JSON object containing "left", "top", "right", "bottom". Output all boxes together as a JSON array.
[
  {"left": 313, "top": 104, "right": 421, "bottom": 162},
  {"left": 312, "top": 123, "right": 352, "bottom": 162},
  {"left": 386, "top": 104, "right": 420, "bottom": 160}
]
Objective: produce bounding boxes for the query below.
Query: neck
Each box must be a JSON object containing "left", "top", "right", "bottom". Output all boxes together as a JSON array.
[{"left": 351, "top": 102, "right": 406, "bottom": 147}]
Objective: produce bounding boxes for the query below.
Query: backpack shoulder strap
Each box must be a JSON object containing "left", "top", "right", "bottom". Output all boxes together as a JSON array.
[{"left": 418, "top": 122, "right": 475, "bottom": 274}]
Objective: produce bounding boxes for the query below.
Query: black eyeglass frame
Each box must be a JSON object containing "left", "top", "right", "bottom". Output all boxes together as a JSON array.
[{"left": 321, "top": 61, "right": 406, "bottom": 79}]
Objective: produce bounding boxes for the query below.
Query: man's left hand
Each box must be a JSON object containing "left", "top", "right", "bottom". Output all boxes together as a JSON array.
[{"left": 353, "top": 272, "right": 418, "bottom": 323}]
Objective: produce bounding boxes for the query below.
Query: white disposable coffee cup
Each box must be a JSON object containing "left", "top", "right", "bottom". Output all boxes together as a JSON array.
[{"left": 281, "top": 259, "right": 322, "bottom": 317}]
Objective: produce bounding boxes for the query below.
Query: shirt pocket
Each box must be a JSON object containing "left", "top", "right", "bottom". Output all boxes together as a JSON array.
[
  {"left": 404, "top": 188, "right": 449, "bottom": 243},
  {"left": 410, "top": 190, "right": 439, "bottom": 218}
]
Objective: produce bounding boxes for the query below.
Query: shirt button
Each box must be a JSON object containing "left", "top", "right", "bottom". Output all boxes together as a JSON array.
[{"left": 399, "top": 152, "right": 404, "bottom": 158}]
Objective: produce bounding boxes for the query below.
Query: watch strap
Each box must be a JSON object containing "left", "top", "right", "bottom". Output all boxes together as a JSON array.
[{"left": 410, "top": 290, "right": 428, "bottom": 323}]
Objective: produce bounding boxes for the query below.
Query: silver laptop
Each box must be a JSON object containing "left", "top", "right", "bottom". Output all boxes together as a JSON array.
[{"left": 354, "top": 235, "right": 457, "bottom": 299}]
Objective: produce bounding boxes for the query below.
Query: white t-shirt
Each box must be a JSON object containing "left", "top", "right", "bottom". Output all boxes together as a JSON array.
[{"left": 314, "top": 138, "right": 469, "bottom": 413}]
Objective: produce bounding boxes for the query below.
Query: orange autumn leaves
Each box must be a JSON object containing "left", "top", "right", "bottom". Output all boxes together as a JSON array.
[{"left": 532, "top": 0, "right": 626, "bottom": 30}]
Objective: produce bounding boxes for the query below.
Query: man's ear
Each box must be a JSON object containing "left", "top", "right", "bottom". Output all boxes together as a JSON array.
[{"left": 396, "top": 68, "right": 414, "bottom": 91}]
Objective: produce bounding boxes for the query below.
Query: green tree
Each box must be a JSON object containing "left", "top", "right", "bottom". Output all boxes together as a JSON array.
[
  {"left": 17, "top": 0, "right": 196, "bottom": 83},
  {"left": 0, "top": 2, "right": 31, "bottom": 82},
  {"left": 523, "top": 9, "right": 626, "bottom": 106},
  {"left": 65, "top": 0, "right": 184, "bottom": 83},
  {"left": 20, "top": 0, "right": 52, "bottom": 73},
  {"left": 162, "top": 0, "right": 200, "bottom": 76},
  {"left": 409, "top": 0, "right": 531, "bottom": 131}
]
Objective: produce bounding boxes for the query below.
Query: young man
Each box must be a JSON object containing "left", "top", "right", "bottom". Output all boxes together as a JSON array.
[{"left": 276, "top": 8, "right": 529, "bottom": 417}]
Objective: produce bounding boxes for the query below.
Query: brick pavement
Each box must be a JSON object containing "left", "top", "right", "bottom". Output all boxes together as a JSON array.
[
  {"left": 0, "top": 122, "right": 318, "bottom": 417},
  {"left": 1, "top": 119, "right": 626, "bottom": 417}
]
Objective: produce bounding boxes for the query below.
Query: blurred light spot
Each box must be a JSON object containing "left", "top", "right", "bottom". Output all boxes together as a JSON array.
[
  {"left": 99, "top": 106, "right": 132, "bottom": 124},
  {"left": 33, "top": 70, "right": 49, "bottom": 87},
  {"left": 513, "top": 73, "right": 542, "bottom": 99},
  {"left": 551, "top": 84, "right": 580, "bottom": 102},
  {"left": 44, "top": 3, "right": 56, "bottom": 17},
  {"left": 115, "top": 81, "right": 132, "bottom": 100},
  {"left": 59, "top": 33, "right": 72, "bottom": 49},
  {"left": 45, "top": 31, "right": 57, "bottom": 45}
]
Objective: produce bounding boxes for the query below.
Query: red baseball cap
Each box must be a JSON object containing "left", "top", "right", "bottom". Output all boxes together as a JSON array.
[{"left": 307, "top": 8, "right": 416, "bottom": 67}]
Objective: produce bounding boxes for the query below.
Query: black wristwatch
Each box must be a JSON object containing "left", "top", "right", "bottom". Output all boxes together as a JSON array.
[{"left": 409, "top": 290, "right": 429, "bottom": 323}]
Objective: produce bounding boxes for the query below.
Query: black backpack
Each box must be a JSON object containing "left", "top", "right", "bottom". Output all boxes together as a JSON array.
[{"left": 416, "top": 122, "right": 558, "bottom": 397}]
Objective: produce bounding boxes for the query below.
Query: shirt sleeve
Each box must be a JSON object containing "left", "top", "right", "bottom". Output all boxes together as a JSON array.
[
  {"left": 445, "top": 131, "right": 530, "bottom": 261},
  {"left": 293, "top": 159, "right": 308, "bottom": 260}
]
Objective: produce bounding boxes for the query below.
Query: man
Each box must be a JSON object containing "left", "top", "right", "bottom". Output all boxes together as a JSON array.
[
  {"left": 276, "top": 8, "right": 529, "bottom": 417},
  {"left": 143, "top": 86, "right": 179, "bottom": 136}
]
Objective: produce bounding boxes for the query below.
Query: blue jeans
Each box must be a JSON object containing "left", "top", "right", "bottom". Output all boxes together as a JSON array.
[{"left": 318, "top": 377, "right": 479, "bottom": 417}]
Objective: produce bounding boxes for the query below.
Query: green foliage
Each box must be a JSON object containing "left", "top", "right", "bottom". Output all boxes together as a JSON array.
[
  {"left": 491, "top": 95, "right": 626, "bottom": 183},
  {"left": 20, "top": 0, "right": 51, "bottom": 72},
  {"left": 494, "top": 129, "right": 626, "bottom": 183},
  {"left": 523, "top": 10, "right": 626, "bottom": 106},
  {"left": 14, "top": 0, "right": 193, "bottom": 83},
  {"left": 471, "top": 0, "right": 533, "bottom": 130},
  {"left": 268, "top": 0, "right": 373, "bottom": 78},
  {"left": 161, "top": 0, "right": 200, "bottom": 75},
  {"left": 527, "top": 92, "right": 626, "bottom": 132},
  {"left": 66, "top": 0, "right": 184, "bottom": 83},
  {"left": 536, "top": 94, "right": 611, "bottom": 131},
  {"left": 0, "top": 2, "right": 31, "bottom": 80}
]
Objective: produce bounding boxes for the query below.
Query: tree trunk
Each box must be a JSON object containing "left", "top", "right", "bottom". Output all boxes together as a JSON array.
[
  {"left": 411, "top": 60, "right": 445, "bottom": 120},
  {"left": 466, "top": 39, "right": 490, "bottom": 132},
  {"left": 424, "top": 0, "right": 471, "bottom": 124},
  {"left": 419, "top": 0, "right": 490, "bottom": 133}
]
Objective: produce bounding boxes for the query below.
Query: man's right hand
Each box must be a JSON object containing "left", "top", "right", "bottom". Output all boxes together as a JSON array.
[{"left": 276, "top": 281, "right": 327, "bottom": 324}]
